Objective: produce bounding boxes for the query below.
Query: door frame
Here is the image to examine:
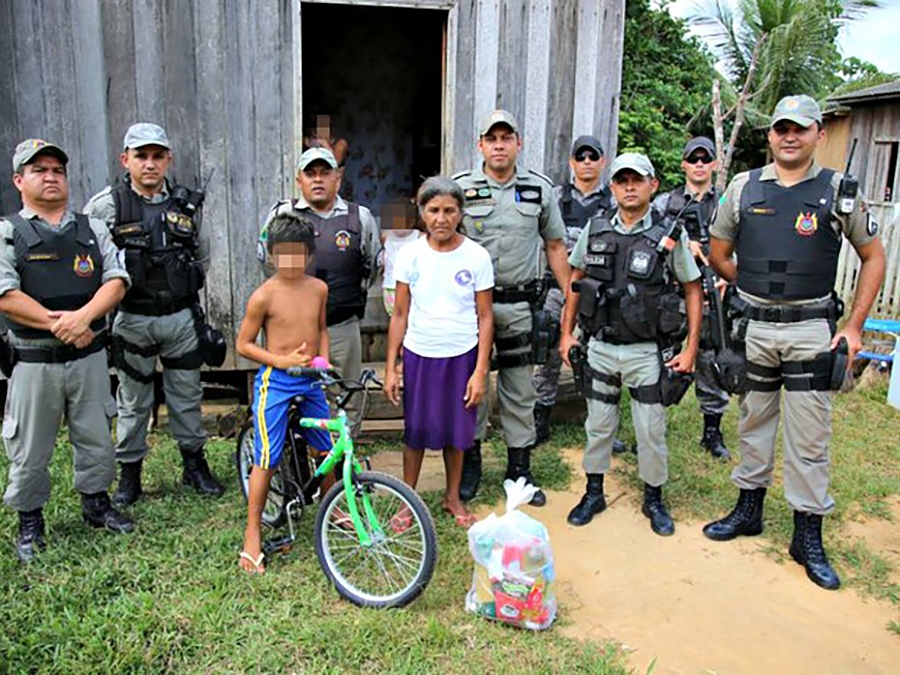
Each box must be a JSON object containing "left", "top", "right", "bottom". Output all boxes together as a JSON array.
[{"left": 292, "top": 0, "right": 457, "bottom": 184}]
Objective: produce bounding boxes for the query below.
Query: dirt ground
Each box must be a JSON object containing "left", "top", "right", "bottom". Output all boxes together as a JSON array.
[{"left": 371, "top": 448, "right": 900, "bottom": 675}]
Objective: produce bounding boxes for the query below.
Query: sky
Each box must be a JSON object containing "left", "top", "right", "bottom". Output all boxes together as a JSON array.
[{"left": 663, "top": 0, "right": 900, "bottom": 75}]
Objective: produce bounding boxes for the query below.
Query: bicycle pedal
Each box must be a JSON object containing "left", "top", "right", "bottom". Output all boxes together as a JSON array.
[{"left": 263, "top": 535, "right": 294, "bottom": 555}]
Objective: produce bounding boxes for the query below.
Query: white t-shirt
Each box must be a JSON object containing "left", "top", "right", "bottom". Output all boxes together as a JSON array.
[
  {"left": 382, "top": 229, "right": 423, "bottom": 289},
  {"left": 394, "top": 235, "right": 494, "bottom": 358}
]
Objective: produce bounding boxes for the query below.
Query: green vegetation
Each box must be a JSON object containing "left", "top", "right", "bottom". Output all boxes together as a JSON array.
[{"left": 1, "top": 380, "right": 898, "bottom": 673}]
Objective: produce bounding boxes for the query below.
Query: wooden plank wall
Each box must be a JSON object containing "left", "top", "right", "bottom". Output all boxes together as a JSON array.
[
  {"left": 444, "top": 0, "right": 626, "bottom": 184},
  {"left": 0, "top": 0, "right": 296, "bottom": 369},
  {"left": 1, "top": 0, "right": 627, "bottom": 368},
  {"left": 833, "top": 102, "right": 900, "bottom": 318}
]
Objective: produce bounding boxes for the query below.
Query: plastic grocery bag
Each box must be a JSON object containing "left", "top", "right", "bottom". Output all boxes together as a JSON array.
[{"left": 464, "top": 477, "right": 557, "bottom": 630}]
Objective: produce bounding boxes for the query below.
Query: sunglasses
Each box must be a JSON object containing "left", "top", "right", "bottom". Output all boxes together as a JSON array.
[
  {"left": 574, "top": 150, "right": 601, "bottom": 163},
  {"left": 685, "top": 154, "right": 715, "bottom": 165}
]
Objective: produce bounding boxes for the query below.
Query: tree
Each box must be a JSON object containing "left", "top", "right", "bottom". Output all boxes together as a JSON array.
[
  {"left": 618, "top": 0, "right": 717, "bottom": 190},
  {"left": 689, "top": 0, "right": 882, "bottom": 188}
]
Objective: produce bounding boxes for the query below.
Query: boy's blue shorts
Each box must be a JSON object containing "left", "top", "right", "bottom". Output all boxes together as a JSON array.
[{"left": 252, "top": 366, "right": 333, "bottom": 470}]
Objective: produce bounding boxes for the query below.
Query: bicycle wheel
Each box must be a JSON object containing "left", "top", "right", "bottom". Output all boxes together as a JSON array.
[
  {"left": 314, "top": 471, "right": 437, "bottom": 608},
  {"left": 235, "top": 425, "right": 288, "bottom": 528}
]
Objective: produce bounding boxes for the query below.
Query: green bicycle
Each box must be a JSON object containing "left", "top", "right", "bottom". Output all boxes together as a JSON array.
[{"left": 236, "top": 366, "right": 438, "bottom": 608}]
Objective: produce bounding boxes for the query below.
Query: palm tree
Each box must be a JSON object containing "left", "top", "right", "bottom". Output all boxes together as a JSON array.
[
  {"left": 690, "top": 0, "right": 881, "bottom": 113},
  {"left": 687, "top": 0, "right": 881, "bottom": 187}
]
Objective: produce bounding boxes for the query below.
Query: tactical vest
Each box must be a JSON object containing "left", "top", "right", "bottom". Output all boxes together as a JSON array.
[
  {"left": 736, "top": 168, "right": 840, "bottom": 301},
  {"left": 112, "top": 184, "right": 202, "bottom": 315},
  {"left": 302, "top": 204, "right": 367, "bottom": 326},
  {"left": 6, "top": 214, "right": 105, "bottom": 339},
  {"left": 579, "top": 210, "right": 684, "bottom": 344},
  {"left": 663, "top": 187, "right": 716, "bottom": 242},
  {"left": 560, "top": 184, "right": 612, "bottom": 250}
]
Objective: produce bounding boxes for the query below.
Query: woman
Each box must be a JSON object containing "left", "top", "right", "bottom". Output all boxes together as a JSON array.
[{"left": 384, "top": 176, "right": 494, "bottom": 529}]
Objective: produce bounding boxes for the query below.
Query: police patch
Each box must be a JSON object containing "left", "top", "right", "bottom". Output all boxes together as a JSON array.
[
  {"left": 795, "top": 211, "right": 818, "bottom": 237},
  {"left": 334, "top": 230, "right": 351, "bottom": 251},
  {"left": 477, "top": 188, "right": 491, "bottom": 198},
  {"left": 629, "top": 251, "right": 652, "bottom": 274},
  {"left": 73, "top": 253, "right": 94, "bottom": 278},
  {"left": 465, "top": 188, "right": 478, "bottom": 199},
  {"left": 474, "top": 220, "right": 484, "bottom": 233},
  {"left": 867, "top": 215, "right": 879, "bottom": 237}
]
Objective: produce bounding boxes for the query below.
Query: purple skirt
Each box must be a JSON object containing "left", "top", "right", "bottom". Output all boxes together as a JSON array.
[{"left": 403, "top": 346, "right": 478, "bottom": 451}]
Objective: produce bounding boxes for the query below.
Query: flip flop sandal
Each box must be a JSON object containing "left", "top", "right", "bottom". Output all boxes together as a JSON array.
[
  {"left": 389, "top": 512, "right": 414, "bottom": 534},
  {"left": 442, "top": 505, "right": 477, "bottom": 529},
  {"left": 239, "top": 550, "right": 265, "bottom": 574}
]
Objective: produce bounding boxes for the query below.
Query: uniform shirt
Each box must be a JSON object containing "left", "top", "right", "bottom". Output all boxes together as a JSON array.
[
  {"left": 259, "top": 194, "right": 380, "bottom": 284},
  {"left": 394, "top": 235, "right": 494, "bottom": 358},
  {"left": 569, "top": 207, "right": 701, "bottom": 284},
  {"left": 652, "top": 184, "right": 718, "bottom": 241},
  {"left": 710, "top": 161, "right": 875, "bottom": 306},
  {"left": 85, "top": 182, "right": 211, "bottom": 272},
  {"left": 0, "top": 208, "right": 131, "bottom": 345},
  {"left": 456, "top": 165, "right": 566, "bottom": 288}
]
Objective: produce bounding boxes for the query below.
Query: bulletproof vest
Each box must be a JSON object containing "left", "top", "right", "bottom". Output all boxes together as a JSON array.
[
  {"left": 303, "top": 204, "right": 367, "bottom": 326},
  {"left": 736, "top": 168, "right": 840, "bottom": 300},
  {"left": 560, "top": 184, "right": 612, "bottom": 250},
  {"left": 112, "top": 184, "right": 202, "bottom": 313},
  {"left": 6, "top": 214, "right": 105, "bottom": 339},
  {"left": 663, "top": 187, "right": 716, "bottom": 242},
  {"left": 581, "top": 210, "right": 679, "bottom": 344}
]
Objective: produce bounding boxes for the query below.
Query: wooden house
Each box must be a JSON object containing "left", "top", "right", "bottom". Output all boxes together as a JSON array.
[
  {"left": 0, "top": 0, "right": 626, "bottom": 368},
  {"left": 819, "top": 80, "right": 900, "bottom": 318}
]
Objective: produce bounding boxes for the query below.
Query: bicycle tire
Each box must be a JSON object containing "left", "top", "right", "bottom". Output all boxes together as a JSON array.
[
  {"left": 314, "top": 471, "right": 437, "bottom": 609},
  {"left": 235, "top": 425, "right": 288, "bottom": 528}
]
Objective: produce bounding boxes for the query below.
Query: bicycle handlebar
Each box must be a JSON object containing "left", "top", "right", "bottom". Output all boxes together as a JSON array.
[{"left": 285, "top": 366, "right": 383, "bottom": 392}]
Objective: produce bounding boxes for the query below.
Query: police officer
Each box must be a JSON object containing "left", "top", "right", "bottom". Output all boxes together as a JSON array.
[
  {"left": 1, "top": 139, "right": 135, "bottom": 562},
  {"left": 652, "top": 137, "right": 731, "bottom": 460},
  {"left": 85, "top": 123, "right": 223, "bottom": 506},
  {"left": 455, "top": 110, "right": 572, "bottom": 507},
  {"left": 532, "top": 135, "right": 612, "bottom": 445},
  {"left": 703, "top": 96, "right": 885, "bottom": 590},
  {"left": 559, "top": 153, "right": 702, "bottom": 534},
  {"left": 259, "top": 147, "right": 379, "bottom": 427}
]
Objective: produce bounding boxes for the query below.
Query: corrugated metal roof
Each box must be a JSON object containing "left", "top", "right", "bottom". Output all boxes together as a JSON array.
[{"left": 829, "top": 80, "right": 900, "bottom": 104}]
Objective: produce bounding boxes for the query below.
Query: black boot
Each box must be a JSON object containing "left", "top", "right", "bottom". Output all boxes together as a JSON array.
[
  {"left": 642, "top": 483, "right": 674, "bottom": 536},
  {"left": 703, "top": 488, "right": 766, "bottom": 541},
  {"left": 789, "top": 511, "right": 841, "bottom": 590},
  {"left": 81, "top": 492, "right": 135, "bottom": 534},
  {"left": 180, "top": 447, "right": 225, "bottom": 497},
  {"left": 533, "top": 403, "right": 553, "bottom": 445},
  {"left": 112, "top": 459, "right": 143, "bottom": 507},
  {"left": 700, "top": 414, "right": 731, "bottom": 460},
  {"left": 15, "top": 509, "right": 46, "bottom": 563},
  {"left": 505, "top": 446, "right": 546, "bottom": 507},
  {"left": 567, "top": 474, "right": 606, "bottom": 526},
  {"left": 459, "top": 441, "right": 482, "bottom": 502},
  {"left": 612, "top": 439, "right": 632, "bottom": 454}
]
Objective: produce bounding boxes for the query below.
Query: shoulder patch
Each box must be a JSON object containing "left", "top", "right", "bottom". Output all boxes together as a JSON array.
[{"left": 527, "top": 169, "right": 553, "bottom": 186}]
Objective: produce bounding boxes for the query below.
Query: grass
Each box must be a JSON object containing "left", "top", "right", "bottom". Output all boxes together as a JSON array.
[
  {"left": 611, "top": 379, "right": 900, "bottom": 618},
  {"left": 0, "top": 428, "right": 624, "bottom": 675},
  {"left": 2, "top": 378, "right": 899, "bottom": 673}
]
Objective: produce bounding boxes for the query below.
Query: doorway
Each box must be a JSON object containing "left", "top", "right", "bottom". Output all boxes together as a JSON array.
[{"left": 300, "top": 2, "right": 446, "bottom": 216}]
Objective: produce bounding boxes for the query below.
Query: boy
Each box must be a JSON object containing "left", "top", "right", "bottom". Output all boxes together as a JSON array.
[{"left": 236, "top": 213, "right": 332, "bottom": 573}]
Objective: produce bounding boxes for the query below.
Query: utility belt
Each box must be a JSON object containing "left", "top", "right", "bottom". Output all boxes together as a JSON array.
[
  {"left": 111, "top": 300, "right": 226, "bottom": 383},
  {"left": 121, "top": 294, "right": 195, "bottom": 317},
  {"left": 568, "top": 341, "right": 692, "bottom": 408},
  {"left": 326, "top": 304, "right": 365, "bottom": 328},
  {"left": 490, "top": 279, "right": 559, "bottom": 369},
  {"left": 492, "top": 279, "right": 544, "bottom": 306},
  {"left": 2, "top": 333, "right": 107, "bottom": 371},
  {"left": 711, "top": 292, "right": 846, "bottom": 395}
]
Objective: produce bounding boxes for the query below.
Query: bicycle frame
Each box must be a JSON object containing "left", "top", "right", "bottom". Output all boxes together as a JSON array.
[{"left": 296, "top": 409, "right": 384, "bottom": 547}]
